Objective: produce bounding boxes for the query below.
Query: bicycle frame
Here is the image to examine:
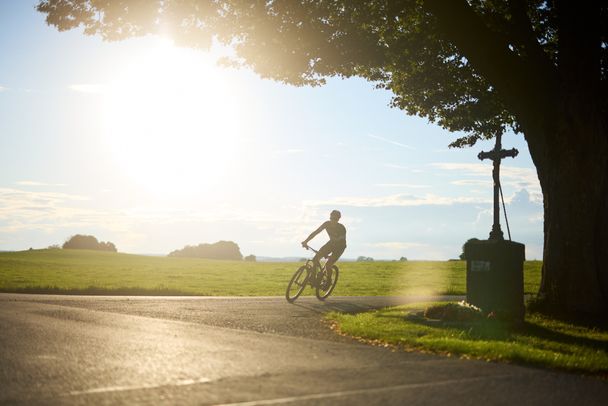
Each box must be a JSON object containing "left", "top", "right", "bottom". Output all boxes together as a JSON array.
[{"left": 304, "top": 246, "right": 328, "bottom": 270}]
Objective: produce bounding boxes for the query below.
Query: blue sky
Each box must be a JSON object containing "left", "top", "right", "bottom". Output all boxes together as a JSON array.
[{"left": 0, "top": 1, "right": 543, "bottom": 259}]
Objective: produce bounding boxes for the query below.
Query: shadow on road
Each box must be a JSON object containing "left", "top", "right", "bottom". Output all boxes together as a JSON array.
[{"left": 290, "top": 300, "right": 390, "bottom": 315}]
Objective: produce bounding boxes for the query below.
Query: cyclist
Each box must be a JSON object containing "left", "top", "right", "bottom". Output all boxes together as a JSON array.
[{"left": 301, "top": 210, "right": 346, "bottom": 281}]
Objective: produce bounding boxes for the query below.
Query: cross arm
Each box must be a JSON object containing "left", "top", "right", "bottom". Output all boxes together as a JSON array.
[{"left": 478, "top": 148, "right": 519, "bottom": 161}]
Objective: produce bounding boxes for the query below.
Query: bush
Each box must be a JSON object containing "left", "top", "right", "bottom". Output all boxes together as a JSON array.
[
  {"left": 399, "top": 256, "right": 408, "bottom": 261},
  {"left": 244, "top": 254, "right": 256, "bottom": 262},
  {"left": 356, "top": 256, "right": 374, "bottom": 262},
  {"left": 460, "top": 237, "right": 481, "bottom": 260},
  {"left": 62, "top": 235, "right": 117, "bottom": 252},
  {"left": 169, "top": 241, "right": 243, "bottom": 260}
]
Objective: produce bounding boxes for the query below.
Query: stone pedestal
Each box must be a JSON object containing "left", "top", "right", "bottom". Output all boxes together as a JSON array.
[{"left": 464, "top": 239, "right": 525, "bottom": 321}]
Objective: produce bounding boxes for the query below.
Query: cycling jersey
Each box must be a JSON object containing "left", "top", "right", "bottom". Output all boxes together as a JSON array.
[{"left": 321, "top": 221, "right": 347, "bottom": 245}]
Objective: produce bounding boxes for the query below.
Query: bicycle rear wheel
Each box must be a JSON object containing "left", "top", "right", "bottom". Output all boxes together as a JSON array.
[
  {"left": 315, "top": 265, "right": 339, "bottom": 301},
  {"left": 286, "top": 265, "right": 310, "bottom": 303}
]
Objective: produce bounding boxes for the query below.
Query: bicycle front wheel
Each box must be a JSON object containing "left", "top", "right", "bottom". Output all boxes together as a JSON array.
[
  {"left": 316, "top": 265, "right": 339, "bottom": 301},
  {"left": 286, "top": 265, "right": 310, "bottom": 303}
]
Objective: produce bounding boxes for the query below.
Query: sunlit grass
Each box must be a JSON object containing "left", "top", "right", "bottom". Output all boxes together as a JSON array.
[
  {"left": 0, "top": 249, "right": 541, "bottom": 296},
  {"left": 327, "top": 302, "right": 608, "bottom": 374}
]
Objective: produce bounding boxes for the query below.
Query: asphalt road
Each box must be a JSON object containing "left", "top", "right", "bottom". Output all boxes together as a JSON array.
[{"left": 1, "top": 293, "right": 607, "bottom": 405}]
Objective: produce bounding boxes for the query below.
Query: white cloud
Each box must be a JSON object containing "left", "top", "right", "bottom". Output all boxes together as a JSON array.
[
  {"left": 375, "top": 183, "right": 432, "bottom": 188},
  {"left": 474, "top": 207, "right": 493, "bottom": 225},
  {"left": 383, "top": 164, "right": 424, "bottom": 174},
  {"left": 369, "top": 241, "right": 429, "bottom": 250},
  {"left": 368, "top": 134, "right": 414, "bottom": 149},
  {"left": 273, "top": 148, "right": 305, "bottom": 154},
  {"left": 0, "top": 188, "right": 160, "bottom": 252},
  {"left": 114, "top": 203, "right": 330, "bottom": 247},
  {"left": 509, "top": 189, "right": 544, "bottom": 223},
  {"left": 15, "top": 180, "right": 67, "bottom": 187},
  {"left": 68, "top": 84, "right": 107, "bottom": 94},
  {"left": 431, "top": 162, "right": 538, "bottom": 183},
  {"left": 451, "top": 179, "right": 492, "bottom": 187},
  {"left": 0, "top": 85, "right": 6, "bottom": 92},
  {"left": 306, "top": 193, "right": 491, "bottom": 208},
  {"left": 431, "top": 162, "right": 541, "bottom": 201},
  {"left": 383, "top": 163, "right": 408, "bottom": 170},
  {"left": 0, "top": 188, "right": 151, "bottom": 237},
  {"left": 0, "top": 183, "right": 542, "bottom": 259},
  {"left": 0, "top": 186, "right": 331, "bottom": 253}
]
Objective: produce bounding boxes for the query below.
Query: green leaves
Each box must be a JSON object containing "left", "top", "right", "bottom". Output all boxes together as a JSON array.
[{"left": 36, "top": 0, "right": 571, "bottom": 145}]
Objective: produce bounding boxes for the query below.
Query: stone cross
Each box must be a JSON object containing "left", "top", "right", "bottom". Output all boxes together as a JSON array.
[{"left": 477, "top": 133, "right": 519, "bottom": 240}]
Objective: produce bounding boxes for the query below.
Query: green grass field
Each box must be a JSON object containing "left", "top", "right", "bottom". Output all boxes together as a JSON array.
[
  {"left": 0, "top": 249, "right": 542, "bottom": 296},
  {"left": 327, "top": 302, "right": 608, "bottom": 375}
]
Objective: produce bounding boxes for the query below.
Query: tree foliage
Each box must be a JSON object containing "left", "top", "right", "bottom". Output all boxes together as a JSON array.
[
  {"left": 36, "top": 0, "right": 598, "bottom": 147},
  {"left": 460, "top": 237, "right": 481, "bottom": 260},
  {"left": 63, "top": 234, "right": 117, "bottom": 252},
  {"left": 169, "top": 241, "right": 243, "bottom": 260}
]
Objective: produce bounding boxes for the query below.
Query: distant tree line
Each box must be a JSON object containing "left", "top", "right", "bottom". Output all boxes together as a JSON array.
[
  {"left": 169, "top": 241, "right": 243, "bottom": 260},
  {"left": 357, "top": 256, "right": 407, "bottom": 262},
  {"left": 62, "top": 235, "right": 117, "bottom": 252}
]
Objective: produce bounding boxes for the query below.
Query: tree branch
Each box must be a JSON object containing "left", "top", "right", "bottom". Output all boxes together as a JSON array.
[
  {"left": 507, "top": 0, "right": 558, "bottom": 81},
  {"left": 422, "top": 0, "right": 557, "bottom": 132}
]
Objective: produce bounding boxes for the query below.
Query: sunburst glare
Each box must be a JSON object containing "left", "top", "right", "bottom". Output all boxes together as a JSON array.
[{"left": 103, "top": 39, "right": 243, "bottom": 197}]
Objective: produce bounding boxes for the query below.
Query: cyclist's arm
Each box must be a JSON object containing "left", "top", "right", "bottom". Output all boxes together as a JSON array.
[{"left": 302, "top": 222, "right": 328, "bottom": 245}]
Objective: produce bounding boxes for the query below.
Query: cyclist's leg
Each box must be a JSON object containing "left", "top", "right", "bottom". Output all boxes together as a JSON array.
[
  {"left": 314, "top": 242, "right": 333, "bottom": 274},
  {"left": 314, "top": 242, "right": 332, "bottom": 262},
  {"left": 325, "top": 244, "right": 346, "bottom": 278}
]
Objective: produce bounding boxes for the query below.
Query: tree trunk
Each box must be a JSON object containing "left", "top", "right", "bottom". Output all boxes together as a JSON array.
[
  {"left": 423, "top": 0, "right": 608, "bottom": 321},
  {"left": 530, "top": 106, "right": 608, "bottom": 321}
]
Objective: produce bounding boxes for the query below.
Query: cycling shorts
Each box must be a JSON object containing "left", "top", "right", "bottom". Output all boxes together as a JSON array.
[{"left": 316, "top": 240, "right": 346, "bottom": 261}]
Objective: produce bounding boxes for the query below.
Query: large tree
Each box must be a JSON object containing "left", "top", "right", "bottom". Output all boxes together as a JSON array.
[{"left": 37, "top": 0, "right": 608, "bottom": 320}]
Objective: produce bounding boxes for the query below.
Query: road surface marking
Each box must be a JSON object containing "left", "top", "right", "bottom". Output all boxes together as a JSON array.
[
  {"left": 70, "top": 377, "right": 211, "bottom": 395},
  {"left": 214, "top": 374, "right": 514, "bottom": 406}
]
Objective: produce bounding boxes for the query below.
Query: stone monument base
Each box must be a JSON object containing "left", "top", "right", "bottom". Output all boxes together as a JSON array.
[{"left": 464, "top": 239, "right": 525, "bottom": 322}]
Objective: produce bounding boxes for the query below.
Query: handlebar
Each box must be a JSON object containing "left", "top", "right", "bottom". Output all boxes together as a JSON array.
[{"left": 304, "top": 246, "right": 318, "bottom": 254}]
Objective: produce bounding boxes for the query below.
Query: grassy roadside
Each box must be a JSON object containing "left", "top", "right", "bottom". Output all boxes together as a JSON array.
[
  {"left": 0, "top": 249, "right": 542, "bottom": 296},
  {"left": 327, "top": 302, "right": 608, "bottom": 375}
]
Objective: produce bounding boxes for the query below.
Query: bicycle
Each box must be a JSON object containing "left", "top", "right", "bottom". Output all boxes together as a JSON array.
[{"left": 285, "top": 246, "right": 340, "bottom": 303}]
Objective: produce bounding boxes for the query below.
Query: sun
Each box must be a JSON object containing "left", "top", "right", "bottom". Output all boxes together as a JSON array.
[{"left": 103, "top": 39, "right": 243, "bottom": 196}]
